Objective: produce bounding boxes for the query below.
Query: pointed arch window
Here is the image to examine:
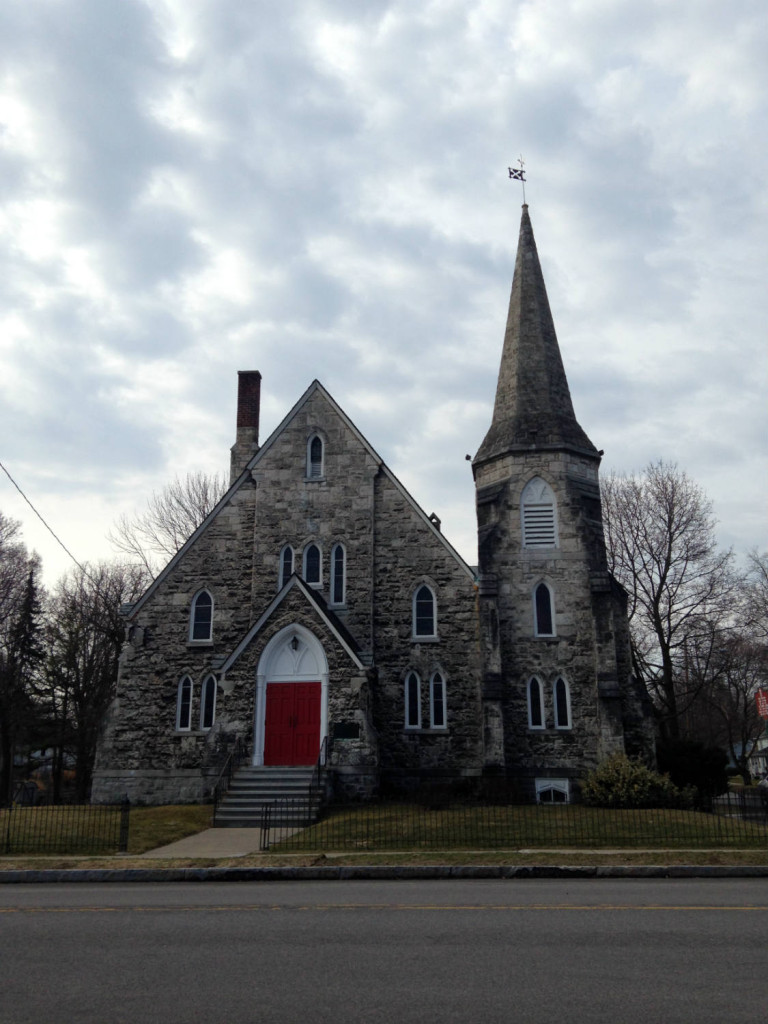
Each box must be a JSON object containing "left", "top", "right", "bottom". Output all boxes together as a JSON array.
[
  {"left": 279, "top": 545, "right": 294, "bottom": 589},
  {"left": 405, "top": 672, "right": 421, "bottom": 729},
  {"left": 176, "top": 676, "right": 193, "bottom": 731},
  {"left": 331, "top": 543, "right": 346, "bottom": 605},
  {"left": 190, "top": 590, "right": 213, "bottom": 642},
  {"left": 534, "top": 582, "right": 555, "bottom": 636},
  {"left": 200, "top": 675, "right": 217, "bottom": 731},
  {"left": 307, "top": 435, "right": 324, "bottom": 479},
  {"left": 303, "top": 543, "right": 322, "bottom": 586},
  {"left": 413, "top": 585, "right": 437, "bottom": 639},
  {"left": 430, "top": 671, "right": 447, "bottom": 729},
  {"left": 554, "top": 676, "right": 572, "bottom": 730},
  {"left": 521, "top": 477, "right": 558, "bottom": 548},
  {"left": 527, "top": 677, "right": 545, "bottom": 729}
]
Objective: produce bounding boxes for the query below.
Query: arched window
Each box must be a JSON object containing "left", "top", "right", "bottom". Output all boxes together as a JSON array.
[
  {"left": 176, "top": 676, "right": 193, "bottom": 731},
  {"left": 534, "top": 582, "right": 555, "bottom": 636},
  {"left": 527, "top": 677, "right": 545, "bottom": 729},
  {"left": 405, "top": 672, "right": 421, "bottom": 729},
  {"left": 200, "top": 675, "right": 216, "bottom": 731},
  {"left": 521, "top": 477, "right": 558, "bottom": 548},
  {"left": 413, "top": 585, "right": 437, "bottom": 638},
  {"left": 554, "top": 676, "right": 572, "bottom": 730},
  {"left": 331, "top": 543, "right": 346, "bottom": 605},
  {"left": 430, "top": 671, "right": 447, "bottom": 729},
  {"left": 307, "top": 435, "right": 324, "bottom": 478},
  {"left": 189, "top": 590, "right": 213, "bottom": 642},
  {"left": 303, "top": 543, "right": 322, "bottom": 586},
  {"left": 279, "top": 545, "right": 294, "bottom": 589}
]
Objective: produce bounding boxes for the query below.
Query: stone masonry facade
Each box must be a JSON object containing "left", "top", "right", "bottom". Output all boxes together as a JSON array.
[{"left": 92, "top": 205, "right": 654, "bottom": 806}]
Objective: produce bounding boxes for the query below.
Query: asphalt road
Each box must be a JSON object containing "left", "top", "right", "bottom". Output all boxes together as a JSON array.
[{"left": 1, "top": 878, "right": 766, "bottom": 1023}]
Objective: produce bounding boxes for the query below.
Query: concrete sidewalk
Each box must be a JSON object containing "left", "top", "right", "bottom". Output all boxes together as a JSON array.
[
  {"left": 141, "top": 828, "right": 264, "bottom": 859},
  {"left": 141, "top": 826, "right": 301, "bottom": 859}
]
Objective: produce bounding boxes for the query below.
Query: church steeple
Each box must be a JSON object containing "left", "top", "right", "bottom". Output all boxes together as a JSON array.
[{"left": 474, "top": 205, "right": 597, "bottom": 466}]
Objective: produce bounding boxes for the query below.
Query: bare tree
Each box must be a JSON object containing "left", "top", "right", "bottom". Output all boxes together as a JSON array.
[
  {"left": 709, "top": 639, "right": 768, "bottom": 783},
  {"left": 109, "top": 471, "right": 227, "bottom": 576},
  {"left": 0, "top": 512, "right": 44, "bottom": 804},
  {"left": 601, "top": 460, "right": 738, "bottom": 738},
  {"left": 745, "top": 549, "right": 768, "bottom": 641},
  {"left": 43, "top": 561, "right": 147, "bottom": 800}
]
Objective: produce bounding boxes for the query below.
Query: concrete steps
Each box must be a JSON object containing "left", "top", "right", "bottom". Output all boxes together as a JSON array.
[{"left": 214, "top": 766, "right": 321, "bottom": 828}]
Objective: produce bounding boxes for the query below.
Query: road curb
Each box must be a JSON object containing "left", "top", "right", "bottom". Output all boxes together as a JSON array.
[{"left": 2, "top": 864, "right": 768, "bottom": 883}]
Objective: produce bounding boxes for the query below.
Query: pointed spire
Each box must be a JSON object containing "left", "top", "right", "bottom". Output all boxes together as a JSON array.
[{"left": 474, "top": 206, "right": 597, "bottom": 465}]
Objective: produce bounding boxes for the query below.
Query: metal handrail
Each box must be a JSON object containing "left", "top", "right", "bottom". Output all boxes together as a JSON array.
[
  {"left": 212, "top": 737, "right": 245, "bottom": 822},
  {"left": 310, "top": 735, "right": 328, "bottom": 796}
]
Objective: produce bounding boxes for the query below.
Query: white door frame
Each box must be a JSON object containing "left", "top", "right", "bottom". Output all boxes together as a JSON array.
[{"left": 253, "top": 624, "right": 329, "bottom": 766}]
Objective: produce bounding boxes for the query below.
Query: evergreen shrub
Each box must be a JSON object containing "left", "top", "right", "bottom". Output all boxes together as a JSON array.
[{"left": 581, "top": 753, "right": 690, "bottom": 809}]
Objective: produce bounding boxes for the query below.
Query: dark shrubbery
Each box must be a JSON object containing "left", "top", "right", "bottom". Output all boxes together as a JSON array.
[
  {"left": 581, "top": 754, "right": 692, "bottom": 809},
  {"left": 656, "top": 739, "right": 728, "bottom": 799}
]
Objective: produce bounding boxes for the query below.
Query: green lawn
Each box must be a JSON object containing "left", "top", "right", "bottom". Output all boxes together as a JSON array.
[
  {"left": 0, "top": 803, "right": 212, "bottom": 856},
  {"left": 270, "top": 802, "right": 768, "bottom": 852}
]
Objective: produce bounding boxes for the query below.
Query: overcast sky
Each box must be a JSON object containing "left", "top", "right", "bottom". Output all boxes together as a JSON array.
[{"left": 1, "top": 0, "right": 766, "bottom": 585}]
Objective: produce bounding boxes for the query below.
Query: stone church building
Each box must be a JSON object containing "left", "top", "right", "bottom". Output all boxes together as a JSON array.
[{"left": 92, "top": 206, "right": 652, "bottom": 806}]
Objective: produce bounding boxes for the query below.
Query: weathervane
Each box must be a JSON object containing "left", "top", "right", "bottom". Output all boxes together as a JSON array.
[{"left": 508, "top": 155, "right": 526, "bottom": 203}]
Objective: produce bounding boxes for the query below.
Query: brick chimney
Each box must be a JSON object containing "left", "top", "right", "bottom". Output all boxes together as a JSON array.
[{"left": 229, "top": 370, "right": 261, "bottom": 482}]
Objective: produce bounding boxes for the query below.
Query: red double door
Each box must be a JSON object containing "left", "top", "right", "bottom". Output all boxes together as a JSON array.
[{"left": 263, "top": 682, "right": 321, "bottom": 766}]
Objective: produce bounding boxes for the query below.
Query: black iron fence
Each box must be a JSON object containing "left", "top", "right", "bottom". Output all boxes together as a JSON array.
[
  {"left": 259, "top": 792, "right": 768, "bottom": 852},
  {"left": 1, "top": 800, "right": 130, "bottom": 855}
]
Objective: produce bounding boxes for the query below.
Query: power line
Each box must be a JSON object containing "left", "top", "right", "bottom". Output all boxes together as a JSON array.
[{"left": 0, "top": 458, "right": 86, "bottom": 573}]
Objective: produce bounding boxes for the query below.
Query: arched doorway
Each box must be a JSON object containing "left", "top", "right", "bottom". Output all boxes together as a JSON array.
[{"left": 253, "top": 625, "right": 328, "bottom": 766}]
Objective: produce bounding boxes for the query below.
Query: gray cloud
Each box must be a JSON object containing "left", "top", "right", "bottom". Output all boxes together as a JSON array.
[{"left": 1, "top": 0, "right": 765, "bottom": 582}]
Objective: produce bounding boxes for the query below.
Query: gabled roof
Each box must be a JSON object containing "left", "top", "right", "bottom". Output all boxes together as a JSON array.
[
  {"left": 218, "top": 574, "right": 366, "bottom": 675},
  {"left": 474, "top": 205, "right": 598, "bottom": 466},
  {"left": 127, "top": 379, "right": 474, "bottom": 618}
]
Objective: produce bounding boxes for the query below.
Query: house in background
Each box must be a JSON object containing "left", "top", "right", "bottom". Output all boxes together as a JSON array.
[{"left": 92, "top": 206, "right": 654, "bottom": 807}]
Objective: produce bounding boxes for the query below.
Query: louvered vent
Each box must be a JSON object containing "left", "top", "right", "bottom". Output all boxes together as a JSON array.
[
  {"left": 523, "top": 504, "right": 556, "bottom": 547},
  {"left": 521, "top": 477, "right": 558, "bottom": 548}
]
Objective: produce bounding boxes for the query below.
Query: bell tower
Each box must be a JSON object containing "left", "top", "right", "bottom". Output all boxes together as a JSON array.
[{"left": 473, "top": 205, "right": 647, "bottom": 801}]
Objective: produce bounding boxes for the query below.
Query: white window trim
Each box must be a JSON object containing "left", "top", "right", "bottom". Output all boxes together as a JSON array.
[
  {"left": 199, "top": 674, "right": 217, "bottom": 731},
  {"left": 279, "top": 545, "right": 294, "bottom": 589},
  {"left": 553, "top": 676, "right": 572, "bottom": 730},
  {"left": 533, "top": 581, "right": 556, "bottom": 637},
  {"left": 302, "top": 543, "right": 323, "bottom": 588},
  {"left": 188, "top": 590, "right": 213, "bottom": 644},
  {"left": 527, "top": 676, "right": 546, "bottom": 730},
  {"left": 176, "top": 676, "right": 193, "bottom": 732},
  {"left": 330, "top": 543, "right": 346, "bottom": 606},
  {"left": 405, "top": 672, "right": 422, "bottom": 730},
  {"left": 412, "top": 584, "right": 438, "bottom": 640},
  {"left": 535, "top": 778, "right": 570, "bottom": 804},
  {"left": 429, "top": 671, "right": 447, "bottom": 730},
  {"left": 306, "top": 434, "right": 325, "bottom": 480}
]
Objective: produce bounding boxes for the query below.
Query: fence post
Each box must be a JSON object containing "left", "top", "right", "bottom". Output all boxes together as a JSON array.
[
  {"left": 260, "top": 803, "right": 271, "bottom": 852},
  {"left": 3, "top": 801, "right": 12, "bottom": 856},
  {"left": 118, "top": 798, "right": 130, "bottom": 853}
]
